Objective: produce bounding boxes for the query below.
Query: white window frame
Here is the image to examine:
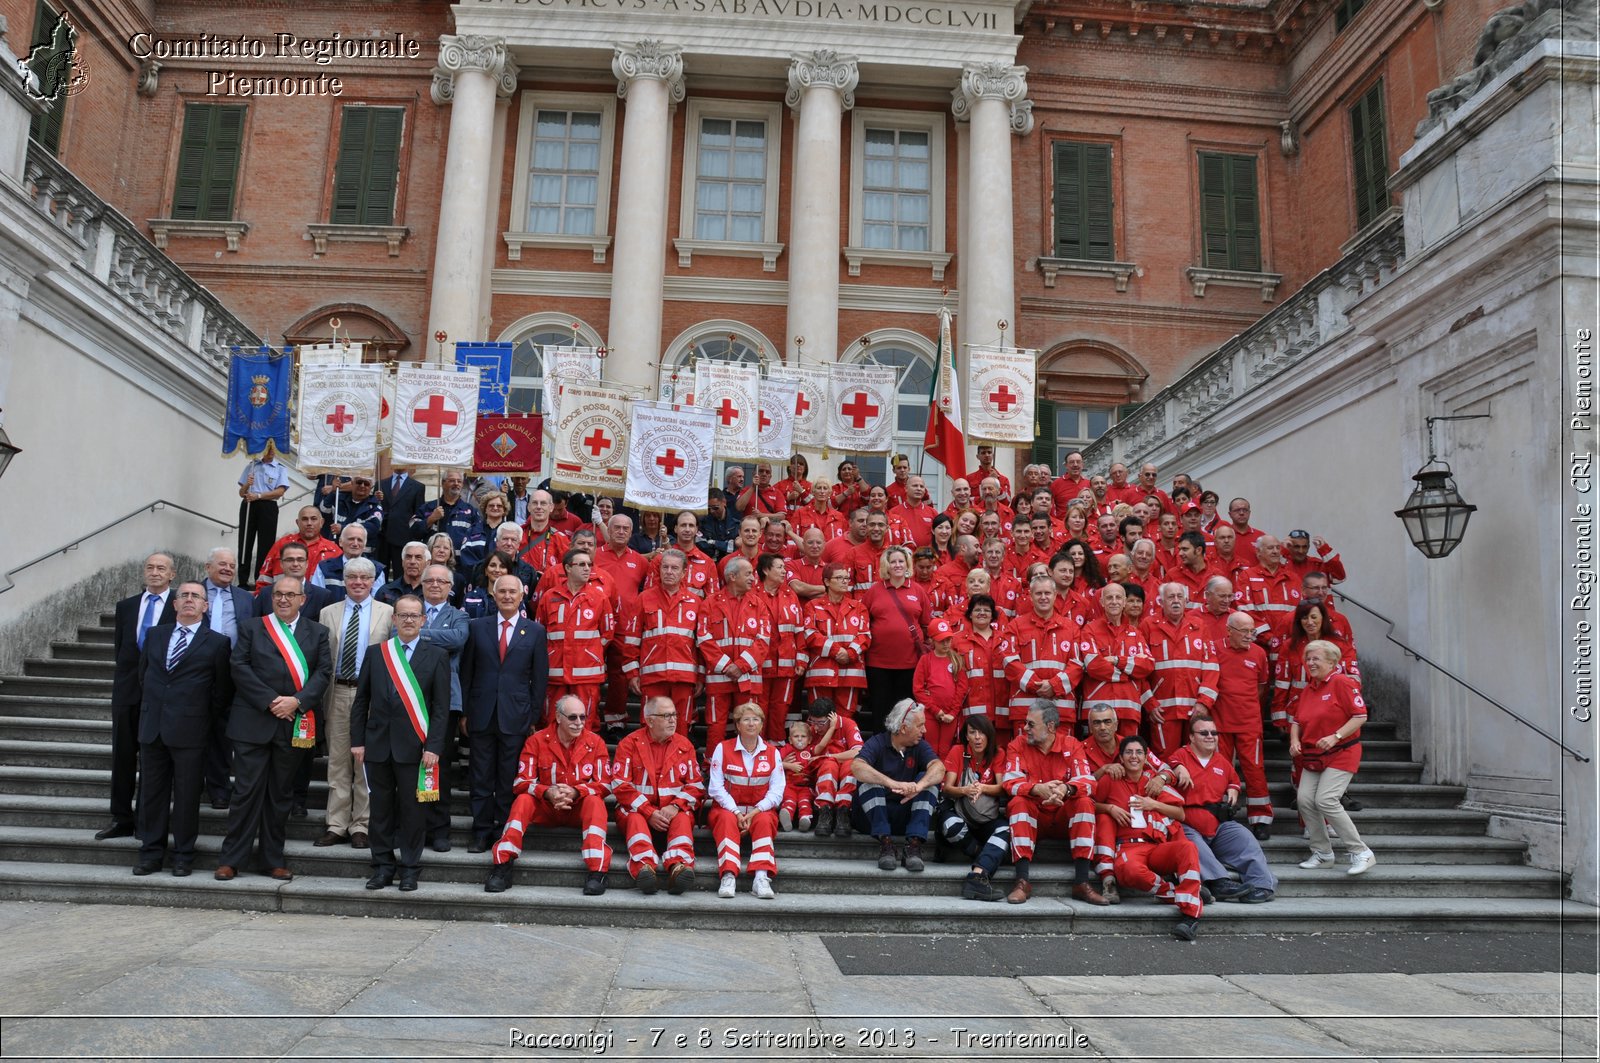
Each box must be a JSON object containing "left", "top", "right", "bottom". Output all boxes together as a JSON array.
[
  {"left": 839, "top": 329, "right": 946, "bottom": 502},
  {"left": 846, "top": 108, "right": 951, "bottom": 281},
  {"left": 675, "top": 99, "right": 785, "bottom": 272},
  {"left": 505, "top": 92, "right": 617, "bottom": 264}
]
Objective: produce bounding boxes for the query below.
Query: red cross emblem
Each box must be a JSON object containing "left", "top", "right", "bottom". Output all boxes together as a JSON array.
[
  {"left": 794, "top": 391, "right": 812, "bottom": 417},
  {"left": 583, "top": 428, "right": 612, "bottom": 457},
  {"left": 655, "top": 449, "right": 686, "bottom": 478},
  {"left": 988, "top": 383, "right": 1019, "bottom": 413},
  {"left": 325, "top": 405, "right": 354, "bottom": 434},
  {"left": 841, "top": 392, "right": 879, "bottom": 429},
  {"left": 758, "top": 409, "right": 773, "bottom": 432},
  {"left": 411, "top": 394, "right": 458, "bottom": 438},
  {"left": 716, "top": 398, "right": 740, "bottom": 427}
]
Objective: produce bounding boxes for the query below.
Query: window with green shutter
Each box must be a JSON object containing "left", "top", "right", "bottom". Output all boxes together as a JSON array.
[
  {"left": 26, "top": 2, "right": 70, "bottom": 155},
  {"left": 1198, "top": 151, "right": 1261, "bottom": 272},
  {"left": 1350, "top": 81, "right": 1389, "bottom": 231},
  {"left": 332, "top": 106, "right": 404, "bottom": 225},
  {"left": 172, "top": 104, "right": 246, "bottom": 221},
  {"left": 1032, "top": 398, "right": 1058, "bottom": 467},
  {"left": 1052, "top": 141, "right": 1114, "bottom": 261}
]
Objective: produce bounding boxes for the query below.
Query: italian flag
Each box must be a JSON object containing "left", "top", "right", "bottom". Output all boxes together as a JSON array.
[{"left": 923, "top": 306, "right": 969, "bottom": 480}]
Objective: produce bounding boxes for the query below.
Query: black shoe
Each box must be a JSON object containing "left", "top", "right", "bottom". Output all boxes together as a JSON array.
[
  {"left": 210, "top": 795, "right": 231, "bottom": 811},
  {"left": 95, "top": 822, "right": 135, "bottom": 841},
  {"left": 1251, "top": 823, "right": 1272, "bottom": 842},
  {"left": 469, "top": 834, "right": 491, "bottom": 854},
  {"left": 877, "top": 837, "right": 898, "bottom": 871},
  {"left": 834, "top": 813, "right": 853, "bottom": 840},
  {"left": 1210, "top": 879, "right": 1249, "bottom": 902},
  {"left": 1172, "top": 916, "right": 1200, "bottom": 942},
  {"left": 667, "top": 864, "right": 696, "bottom": 895},
  {"left": 484, "top": 862, "right": 515, "bottom": 893},
  {"left": 430, "top": 834, "right": 452, "bottom": 853},
  {"left": 290, "top": 800, "right": 308, "bottom": 819},
  {"left": 962, "top": 871, "right": 1005, "bottom": 902},
  {"left": 1341, "top": 794, "right": 1364, "bottom": 812},
  {"left": 635, "top": 866, "right": 658, "bottom": 895},
  {"left": 366, "top": 869, "right": 395, "bottom": 891},
  {"left": 904, "top": 838, "right": 926, "bottom": 873},
  {"left": 171, "top": 862, "right": 192, "bottom": 878},
  {"left": 1199, "top": 883, "right": 1216, "bottom": 905},
  {"left": 132, "top": 861, "right": 161, "bottom": 876},
  {"left": 812, "top": 807, "right": 835, "bottom": 838},
  {"left": 1239, "top": 886, "right": 1275, "bottom": 903},
  {"left": 583, "top": 871, "right": 608, "bottom": 896},
  {"left": 398, "top": 871, "right": 419, "bottom": 892}
]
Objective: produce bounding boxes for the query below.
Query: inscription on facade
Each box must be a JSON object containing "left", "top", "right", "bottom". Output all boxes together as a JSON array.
[{"left": 472, "top": 0, "right": 1004, "bottom": 29}]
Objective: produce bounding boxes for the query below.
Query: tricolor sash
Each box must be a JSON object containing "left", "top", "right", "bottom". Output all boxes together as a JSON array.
[
  {"left": 263, "top": 616, "right": 308, "bottom": 690},
  {"left": 379, "top": 637, "right": 429, "bottom": 744}
]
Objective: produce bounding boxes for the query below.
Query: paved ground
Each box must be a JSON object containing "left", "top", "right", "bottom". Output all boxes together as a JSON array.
[{"left": 0, "top": 902, "right": 1593, "bottom": 1062}]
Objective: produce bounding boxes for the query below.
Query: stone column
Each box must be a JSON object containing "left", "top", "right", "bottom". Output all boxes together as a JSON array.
[
  {"left": 952, "top": 100, "right": 970, "bottom": 354},
  {"left": 607, "top": 40, "right": 685, "bottom": 391},
  {"left": 784, "top": 50, "right": 857, "bottom": 367},
  {"left": 478, "top": 97, "right": 511, "bottom": 344},
  {"left": 426, "top": 35, "right": 518, "bottom": 363}
]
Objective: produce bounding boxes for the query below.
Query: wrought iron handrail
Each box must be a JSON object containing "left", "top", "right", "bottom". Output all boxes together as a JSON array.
[{"left": 1338, "top": 588, "right": 1590, "bottom": 763}]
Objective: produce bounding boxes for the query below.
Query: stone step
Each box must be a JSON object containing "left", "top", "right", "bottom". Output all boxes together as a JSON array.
[
  {"left": 0, "top": 717, "right": 111, "bottom": 744},
  {"left": 0, "top": 859, "right": 1583, "bottom": 936},
  {"left": 74, "top": 627, "right": 113, "bottom": 646},
  {"left": 48, "top": 640, "right": 114, "bottom": 662},
  {"left": 0, "top": 695, "right": 112, "bottom": 721},
  {"left": 1261, "top": 759, "right": 1423, "bottom": 782},
  {"left": 23, "top": 658, "right": 116, "bottom": 680},
  {"left": 0, "top": 676, "right": 112, "bottom": 700}
]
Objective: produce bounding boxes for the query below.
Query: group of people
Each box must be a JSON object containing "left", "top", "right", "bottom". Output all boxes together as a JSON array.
[{"left": 104, "top": 449, "right": 1374, "bottom": 934}]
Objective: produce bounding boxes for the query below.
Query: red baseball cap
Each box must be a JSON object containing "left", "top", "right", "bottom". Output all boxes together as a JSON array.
[{"left": 928, "top": 619, "right": 954, "bottom": 639}]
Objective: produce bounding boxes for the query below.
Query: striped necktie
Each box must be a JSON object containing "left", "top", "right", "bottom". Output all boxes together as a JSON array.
[
  {"left": 166, "top": 626, "right": 190, "bottom": 670},
  {"left": 339, "top": 603, "right": 361, "bottom": 679}
]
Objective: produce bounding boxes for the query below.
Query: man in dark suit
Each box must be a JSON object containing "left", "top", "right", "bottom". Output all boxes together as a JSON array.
[
  {"left": 200, "top": 547, "right": 256, "bottom": 811},
  {"left": 459, "top": 574, "right": 548, "bottom": 852},
  {"left": 378, "top": 467, "right": 426, "bottom": 572},
  {"left": 351, "top": 594, "right": 451, "bottom": 891},
  {"left": 215, "top": 575, "right": 332, "bottom": 881},
  {"left": 251, "top": 541, "right": 331, "bottom": 621},
  {"left": 417, "top": 563, "right": 469, "bottom": 852},
  {"left": 133, "top": 582, "right": 232, "bottom": 876},
  {"left": 100, "top": 552, "right": 178, "bottom": 840}
]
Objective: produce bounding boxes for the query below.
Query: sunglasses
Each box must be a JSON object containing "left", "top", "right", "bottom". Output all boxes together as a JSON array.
[
  {"left": 557, "top": 712, "right": 586, "bottom": 722},
  {"left": 1191, "top": 729, "right": 1218, "bottom": 737}
]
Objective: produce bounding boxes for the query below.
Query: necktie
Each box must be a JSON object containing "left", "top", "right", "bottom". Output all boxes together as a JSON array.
[
  {"left": 340, "top": 603, "right": 361, "bottom": 679},
  {"left": 137, "top": 593, "right": 159, "bottom": 648},
  {"left": 499, "top": 618, "right": 511, "bottom": 662},
  {"left": 166, "top": 626, "right": 190, "bottom": 670},
  {"left": 426, "top": 605, "right": 438, "bottom": 625}
]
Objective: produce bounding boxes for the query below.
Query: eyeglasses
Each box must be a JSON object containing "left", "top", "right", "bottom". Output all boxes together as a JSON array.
[
  {"left": 422, "top": 578, "right": 452, "bottom": 585},
  {"left": 557, "top": 712, "right": 585, "bottom": 722},
  {"left": 271, "top": 592, "right": 304, "bottom": 600},
  {"left": 646, "top": 713, "right": 677, "bottom": 721},
  {"left": 1191, "top": 729, "right": 1218, "bottom": 737},
  {"left": 395, "top": 613, "right": 424, "bottom": 621}
]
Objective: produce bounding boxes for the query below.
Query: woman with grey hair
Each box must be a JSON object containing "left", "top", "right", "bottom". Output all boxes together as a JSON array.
[{"left": 1290, "top": 640, "right": 1376, "bottom": 876}]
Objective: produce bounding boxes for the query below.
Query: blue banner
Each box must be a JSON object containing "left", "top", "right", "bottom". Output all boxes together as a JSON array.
[
  {"left": 456, "top": 342, "right": 514, "bottom": 415},
  {"left": 223, "top": 346, "right": 294, "bottom": 458}
]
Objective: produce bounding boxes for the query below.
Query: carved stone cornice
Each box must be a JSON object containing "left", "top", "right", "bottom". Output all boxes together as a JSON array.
[
  {"left": 612, "top": 40, "right": 686, "bottom": 103},
  {"left": 430, "top": 35, "right": 519, "bottom": 106},
  {"left": 953, "top": 62, "right": 1031, "bottom": 134},
  {"left": 785, "top": 49, "right": 859, "bottom": 111}
]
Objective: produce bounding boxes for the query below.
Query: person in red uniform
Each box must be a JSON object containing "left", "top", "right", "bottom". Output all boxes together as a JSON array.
[
  {"left": 718, "top": 516, "right": 764, "bottom": 582},
  {"left": 1141, "top": 582, "right": 1219, "bottom": 757},
  {"left": 757, "top": 553, "right": 806, "bottom": 740},
  {"left": 955, "top": 594, "right": 1010, "bottom": 735},
  {"left": 1210, "top": 525, "right": 1253, "bottom": 586},
  {"left": 820, "top": 505, "right": 868, "bottom": 568},
  {"left": 787, "top": 527, "right": 828, "bottom": 601},
  {"left": 979, "top": 539, "right": 1023, "bottom": 619},
  {"left": 1079, "top": 702, "right": 1184, "bottom": 899},
  {"left": 831, "top": 459, "right": 868, "bottom": 516},
  {"left": 776, "top": 719, "right": 822, "bottom": 831},
  {"left": 932, "top": 534, "right": 978, "bottom": 598},
  {"left": 1238, "top": 535, "right": 1299, "bottom": 659},
  {"left": 884, "top": 455, "right": 910, "bottom": 509},
  {"left": 1282, "top": 528, "right": 1347, "bottom": 585},
  {"left": 1051, "top": 451, "right": 1092, "bottom": 518},
  {"left": 806, "top": 697, "right": 864, "bottom": 837},
  {"left": 801, "top": 563, "right": 870, "bottom": 717},
  {"left": 534, "top": 548, "right": 614, "bottom": 730},
  {"left": 971, "top": 444, "right": 1011, "bottom": 499},
  {"left": 698, "top": 557, "right": 771, "bottom": 750},
  {"left": 1166, "top": 711, "right": 1278, "bottom": 903},
  {"left": 707, "top": 702, "right": 784, "bottom": 899},
  {"left": 1213, "top": 611, "right": 1273, "bottom": 839},
  {"left": 734, "top": 463, "right": 783, "bottom": 517},
  {"left": 609, "top": 694, "right": 704, "bottom": 895},
  {"left": 794, "top": 477, "right": 848, "bottom": 542},
  {"left": 1093, "top": 735, "right": 1205, "bottom": 940},
  {"left": 888, "top": 474, "right": 938, "bottom": 549},
  {"left": 648, "top": 512, "right": 718, "bottom": 598},
  {"left": 999, "top": 699, "right": 1107, "bottom": 905},
  {"left": 1290, "top": 640, "right": 1375, "bottom": 875},
  {"left": 858, "top": 545, "right": 932, "bottom": 734},
  {"left": 1002, "top": 576, "right": 1081, "bottom": 726},
  {"left": 849, "top": 512, "right": 891, "bottom": 592},
  {"left": 1271, "top": 599, "right": 1360, "bottom": 730},
  {"left": 254, "top": 506, "right": 341, "bottom": 589},
  {"left": 1168, "top": 531, "right": 1219, "bottom": 611},
  {"left": 1134, "top": 463, "right": 1177, "bottom": 517},
  {"left": 1074, "top": 583, "right": 1154, "bottom": 739},
  {"left": 773, "top": 453, "right": 812, "bottom": 515},
  {"left": 483, "top": 694, "right": 612, "bottom": 895},
  {"left": 1003, "top": 520, "right": 1049, "bottom": 581},
  {"left": 516, "top": 490, "right": 571, "bottom": 595},
  {"left": 595, "top": 514, "right": 649, "bottom": 731},
  {"left": 913, "top": 619, "right": 968, "bottom": 755},
  {"left": 622, "top": 548, "right": 702, "bottom": 734}
]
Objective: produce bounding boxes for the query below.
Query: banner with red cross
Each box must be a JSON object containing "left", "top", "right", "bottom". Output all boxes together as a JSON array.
[
  {"left": 756, "top": 376, "right": 798, "bottom": 462},
  {"left": 625, "top": 400, "right": 716, "bottom": 514},
  {"left": 966, "top": 344, "right": 1037, "bottom": 446},
  {"left": 391, "top": 364, "right": 481, "bottom": 467},
  {"left": 550, "top": 383, "right": 629, "bottom": 493},
  {"left": 542, "top": 345, "right": 601, "bottom": 426},
  {"left": 296, "top": 364, "right": 384, "bottom": 473},
  {"left": 694, "top": 361, "right": 762, "bottom": 461},
  {"left": 768, "top": 366, "right": 827, "bottom": 450},
  {"left": 826, "top": 362, "right": 897, "bottom": 455}
]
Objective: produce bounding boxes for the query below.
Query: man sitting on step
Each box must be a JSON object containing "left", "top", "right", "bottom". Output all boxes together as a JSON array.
[
  {"left": 849, "top": 699, "right": 944, "bottom": 873},
  {"left": 609, "top": 695, "right": 704, "bottom": 895},
  {"left": 1164, "top": 711, "right": 1277, "bottom": 903},
  {"left": 1000, "top": 699, "right": 1109, "bottom": 906}
]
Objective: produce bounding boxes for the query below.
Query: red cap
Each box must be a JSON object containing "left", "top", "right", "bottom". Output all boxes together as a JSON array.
[
  {"left": 928, "top": 619, "right": 954, "bottom": 639},
  {"left": 1183, "top": 501, "right": 1203, "bottom": 514}
]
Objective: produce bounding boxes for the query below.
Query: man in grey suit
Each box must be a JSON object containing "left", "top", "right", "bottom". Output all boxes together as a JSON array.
[
  {"left": 315, "top": 559, "right": 393, "bottom": 849},
  {"left": 134, "top": 583, "right": 233, "bottom": 876},
  {"left": 215, "top": 576, "right": 332, "bottom": 881},
  {"left": 351, "top": 595, "right": 452, "bottom": 891},
  {"left": 417, "top": 563, "right": 469, "bottom": 851},
  {"left": 200, "top": 547, "right": 255, "bottom": 810}
]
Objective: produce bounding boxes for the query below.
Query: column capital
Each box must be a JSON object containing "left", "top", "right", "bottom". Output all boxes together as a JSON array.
[
  {"left": 785, "top": 49, "right": 859, "bottom": 111},
  {"left": 953, "top": 61, "right": 1027, "bottom": 114},
  {"left": 612, "top": 40, "right": 686, "bottom": 103},
  {"left": 430, "top": 34, "right": 519, "bottom": 105}
]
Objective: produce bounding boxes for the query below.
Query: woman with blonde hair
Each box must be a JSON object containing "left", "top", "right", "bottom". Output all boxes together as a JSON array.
[
  {"left": 707, "top": 702, "right": 784, "bottom": 899},
  {"left": 859, "top": 545, "right": 932, "bottom": 734}
]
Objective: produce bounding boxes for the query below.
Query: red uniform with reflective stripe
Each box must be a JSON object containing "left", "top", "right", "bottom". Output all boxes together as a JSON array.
[
  {"left": 795, "top": 506, "right": 848, "bottom": 542},
  {"left": 621, "top": 585, "right": 701, "bottom": 686},
  {"left": 535, "top": 581, "right": 613, "bottom": 685},
  {"left": 1003, "top": 609, "right": 1082, "bottom": 717},
  {"left": 802, "top": 595, "right": 870, "bottom": 690},
  {"left": 1165, "top": 747, "right": 1240, "bottom": 837},
  {"left": 1075, "top": 618, "right": 1154, "bottom": 732},
  {"left": 1001, "top": 730, "right": 1095, "bottom": 860},
  {"left": 1239, "top": 563, "right": 1301, "bottom": 647},
  {"left": 954, "top": 624, "right": 1011, "bottom": 726}
]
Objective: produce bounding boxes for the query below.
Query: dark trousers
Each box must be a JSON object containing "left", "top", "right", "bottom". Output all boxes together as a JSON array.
[
  {"left": 860, "top": 667, "right": 915, "bottom": 737},
  {"left": 108, "top": 700, "right": 140, "bottom": 825},
  {"left": 468, "top": 728, "right": 521, "bottom": 838},
  {"left": 238, "top": 499, "right": 279, "bottom": 585},
  {"left": 366, "top": 758, "right": 427, "bottom": 873},
  {"left": 136, "top": 739, "right": 204, "bottom": 861},
  {"left": 203, "top": 714, "right": 232, "bottom": 804},
  {"left": 426, "top": 712, "right": 464, "bottom": 841},
  {"left": 218, "top": 735, "right": 303, "bottom": 869}
]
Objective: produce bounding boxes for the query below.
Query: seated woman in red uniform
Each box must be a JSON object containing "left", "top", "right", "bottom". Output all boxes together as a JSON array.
[
  {"left": 706, "top": 702, "right": 784, "bottom": 899},
  {"left": 1092, "top": 735, "right": 1205, "bottom": 941}
]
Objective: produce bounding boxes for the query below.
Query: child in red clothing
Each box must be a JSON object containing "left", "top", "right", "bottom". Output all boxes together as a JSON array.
[{"left": 777, "top": 722, "right": 818, "bottom": 832}]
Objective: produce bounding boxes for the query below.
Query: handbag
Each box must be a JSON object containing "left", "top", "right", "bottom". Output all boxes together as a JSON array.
[{"left": 1298, "top": 737, "right": 1358, "bottom": 773}]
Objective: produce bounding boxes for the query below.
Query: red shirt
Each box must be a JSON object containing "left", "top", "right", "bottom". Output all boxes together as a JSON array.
[
  {"left": 1051, "top": 476, "right": 1093, "bottom": 516},
  {"left": 595, "top": 544, "right": 648, "bottom": 610},
  {"left": 1166, "top": 746, "right": 1242, "bottom": 837},
  {"left": 887, "top": 502, "right": 937, "bottom": 548},
  {"left": 860, "top": 580, "right": 932, "bottom": 669},
  {"left": 1212, "top": 641, "right": 1269, "bottom": 734},
  {"left": 1295, "top": 672, "right": 1366, "bottom": 774}
]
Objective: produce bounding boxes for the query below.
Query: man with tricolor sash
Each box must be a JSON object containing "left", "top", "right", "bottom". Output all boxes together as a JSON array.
[
  {"left": 216, "top": 576, "right": 332, "bottom": 882},
  {"left": 351, "top": 595, "right": 452, "bottom": 892}
]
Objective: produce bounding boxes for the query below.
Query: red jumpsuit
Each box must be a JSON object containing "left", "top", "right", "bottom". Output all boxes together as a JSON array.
[
  {"left": 596, "top": 544, "right": 650, "bottom": 730},
  {"left": 849, "top": 541, "right": 886, "bottom": 593},
  {"left": 647, "top": 544, "right": 720, "bottom": 598},
  {"left": 698, "top": 587, "right": 772, "bottom": 748},
  {"left": 517, "top": 527, "right": 571, "bottom": 587},
  {"left": 775, "top": 741, "right": 817, "bottom": 825},
  {"left": 1094, "top": 769, "right": 1203, "bottom": 918},
  {"left": 1140, "top": 612, "right": 1220, "bottom": 757},
  {"left": 986, "top": 570, "right": 1024, "bottom": 618},
  {"left": 492, "top": 724, "right": 612, "bottom": 872},
  {"left": 707, "top": 737, "right": 783, "bottom": 877},
  {"left": 1002, "top": 609, "right": 1082, "bottom": 724},
  {"left": 1074, "top": 618, "right": 1155, "bottom": 738},
  {"left": 621, "top": 585, "right": 702, "bottom": 733},
  {"left": 1082, "top": 739, "right": 1170, "bottom": 877},
  {"left": 1213, "top": 640, "right": 1272, "bottom": 828},
  {"left": 1284, "top": 544, "right": 1347, "bottom": 586},
  {"left": 760, "top": 582, "right": 807, "bottom": 740},
  {"left": 610, "top": 727, "right": 704, "bottom": 877},
  {"left": 534, "top": 580, "right": 614, "bottom": 729},
  {"left": 810, "top": 714, "right": 864, "bottom": 811},
  {"left": 912, "top": 652, "right": 969, "bottom": 756},
  {"left": 887, "top": 502, "right": 937, "bottom": 548},
  {"left": 1001, "top": 730, "right": 1095, "bottom": 862},
  {"left": 955, "top": 624, "right": 1011, "bottom": 734},
  {"left": 801, "top": 594, "right": 870, "bottom": 718},
  {"left": 1238, "top": 563, "right": 1302, "bottom": 663}
]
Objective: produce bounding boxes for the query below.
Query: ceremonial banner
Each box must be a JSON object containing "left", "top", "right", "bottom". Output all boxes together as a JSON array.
[
  {"left": 542, "top": 345, "right": 601, "bottom": 424},
  {"left": 298, "top": 342, "right": 363, "bottom": 365},
  {"left": 455, "top": 342, "right": 514, "bottom": 415},
  {"left": 924, "top": 308, "right": 969, "bottom": 479},
  {"left": 223, "top": 347, "right": 293, "bottom": 458},
  {"left": 757, "top": 375, "right": 798, "bottom": 462},
  {"left": 626, "top": 401, "right": 716, "bottom": 513},
  {"left": 375, "top": 369, "right": 396, "bottom": 448},
  {"left": 966, "top": 344, "right": 1037, "bottom": 445},
  {"left": 550, "top": 383, "right": 628, "bottom": 492},
  {"left": 391, "top": 365, "right": 480, "bottom": 467},
  {"left": 769, "top": 366, "right": 827, "bottom": 450},
  {"left": 826, "top": 362, "right": 897, "bottom": 455},
  {"left": 695, "top": 361, "right": 761, "bottom": 460},
  {"left": 474, "top": 414, "right": 544, "bottom": 474},
  {"left": 297, "top": 364, "right": 383, "bottom": 473}
]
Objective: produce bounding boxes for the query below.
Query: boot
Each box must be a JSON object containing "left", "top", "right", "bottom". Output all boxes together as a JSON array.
[
  {"left": 877, "top": 837, "right": 898, "bottom": 871},
  {"left": 813, "top": 806, "right": 835, "bottom": 837},
  {"left": 962, "top": 871, "right": 1004, "bottom": 901},
  {"left": 904, "top": 837, "right": 926, "bottom": 873}
]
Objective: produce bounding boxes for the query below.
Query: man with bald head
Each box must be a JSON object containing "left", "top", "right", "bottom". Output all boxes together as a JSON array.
[
  {"left": 945, "top": 478, "right": 974, "bottom": 517},
  {"left": 1212, "top": 611, "right": 1273, "bottom": 840},
  {"left": 254, "top": 506, "right": 341, "bottom": 590}
]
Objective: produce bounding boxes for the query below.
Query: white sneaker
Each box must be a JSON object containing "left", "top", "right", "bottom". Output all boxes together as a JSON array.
[
  {"left": 799, "top": 814, "right": 813, "bottom": 832},
  {"left": 752, "top": 871, "right": 775, "bottom": 899},
  {"left": 778, "top": 809, "right": 794, "bottom": 832},
  {"left": 718, "top": 873, "right": 736, "bottom": 898},
  {"left": 1347, "top": 849, "right": 1377, "bottom": 875},
  {"left": 1298, "top": 851, "right": 1337, "bottom": 870}
]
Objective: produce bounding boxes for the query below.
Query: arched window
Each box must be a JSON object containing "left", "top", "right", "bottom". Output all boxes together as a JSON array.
[
  {"left": 496, "top": 313, "right": 604, "bottom": 476},
  {"left": 661, "top": 321, "right": 777, "bottom": 486},
  {"left": 841, "top": 331, "right": 943, "bottom": 501}
]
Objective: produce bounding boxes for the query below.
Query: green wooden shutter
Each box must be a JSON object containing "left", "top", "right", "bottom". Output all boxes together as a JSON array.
[
  {"left": 203, "top": 106, "right": 245, "bottom": 220},
  {"left": 172, "top": 104, "right": 245, "bottom": 221},
  {"left": 1199, "top": 152, "right": 1231, "bottom": 269},
  {"left": 1054, "top": 143, "right": 1083, "bottom": 258},
  {"left": 363, "top": 108, "right": 403, "bottom": 225},
  {"left": 1032, "top": 398, "right": 1058, "bottom": 466},
  {"left": 1351, "top": 82, "right": 1389, "bottom": 230},
  {"left": 332, "top": 107, "right": 403, "bottom": 225},
  {"left": 1228, "top": 154, "right": 1261, "bottom": 272},
  {"left": 330, "top": 107, "right": 370, "bottom": 224},
  {"left": 1199, "top": 151, "right": 1260, "bottom": 272},
  {"left": 1083, "top": 145, "right": 1113, "bottom": 261},
  {"left": 1054, "top": 142, "right": 1114, "bottom": 261}
]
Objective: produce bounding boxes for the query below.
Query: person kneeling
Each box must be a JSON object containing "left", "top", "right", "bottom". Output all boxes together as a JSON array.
[
  {"left": 849, "top": 699, "right": 944, "bottom": 873},
  {"left": 1093, "top": 736, "right": 1206, "bottom": 941}
]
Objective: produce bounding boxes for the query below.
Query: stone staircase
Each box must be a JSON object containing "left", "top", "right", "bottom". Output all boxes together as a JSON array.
[{"left": 0, "top": 611, "right": 1585, "bottom": 936}]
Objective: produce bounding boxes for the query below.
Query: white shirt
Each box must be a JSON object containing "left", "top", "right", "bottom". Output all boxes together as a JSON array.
[
  {"left": 339, "top": 599, "right": 373, "bottom": 676},
  {"left": 707, "top": 737, "right": 785, "bottom": 813}
]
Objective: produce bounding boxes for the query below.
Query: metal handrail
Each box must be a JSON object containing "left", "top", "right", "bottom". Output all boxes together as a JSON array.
[{"left": 1338, "top": 588, "right": 1590, "bottom": 763}]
